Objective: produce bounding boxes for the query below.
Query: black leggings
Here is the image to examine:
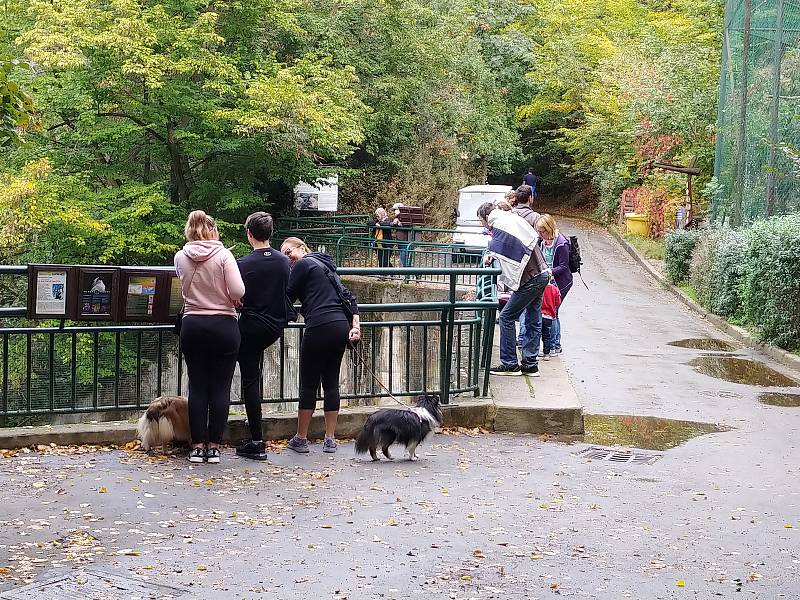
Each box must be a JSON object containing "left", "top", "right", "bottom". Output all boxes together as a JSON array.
[
  {"left": 181, "top": 315, "right": 240, "bottom": 444},
  {"left": 238, "top": 314, "right": 280, "bottom": 441},
  {"left": 298, "top": 321, "right": 349, "bottom": 411}
]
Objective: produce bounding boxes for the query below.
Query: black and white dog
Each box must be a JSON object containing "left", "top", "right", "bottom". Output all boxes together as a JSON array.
[{"left": 355, "top": 394, "right": 443, "bottom": 461}]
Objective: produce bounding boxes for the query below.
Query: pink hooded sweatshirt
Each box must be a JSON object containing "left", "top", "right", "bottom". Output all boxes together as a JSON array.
[{"left": 174, "top": 240, "right": 245, "bottom": 318}]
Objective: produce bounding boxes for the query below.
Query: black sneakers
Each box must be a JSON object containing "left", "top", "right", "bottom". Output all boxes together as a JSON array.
[
  {"left": 206, "top": 447, "right": 221, "bottom": 463},
  {"left": 521, "top": 364, "right": 540, "bottom": 377},
  {"left": 490, "top": 363, "right": 522, "bottom": 376},
  {"left": 188, "top": 447, "right": 205, "bottom": 463},
  {"left": 236, "top": 439, "right": 268, "bottom": 461}
]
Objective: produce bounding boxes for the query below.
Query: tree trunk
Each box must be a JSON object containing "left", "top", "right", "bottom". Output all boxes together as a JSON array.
[{"left": 167, "top": 121, "right": 193, "bottom": 204}]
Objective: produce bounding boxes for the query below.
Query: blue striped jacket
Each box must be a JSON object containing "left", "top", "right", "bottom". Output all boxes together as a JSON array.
[{"left": 486, "top": 210, "right": 547, "bottom": 291}]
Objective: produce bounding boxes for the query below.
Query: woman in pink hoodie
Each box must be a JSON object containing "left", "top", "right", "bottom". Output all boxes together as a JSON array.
[{"left": 174, "top": 210, "right": 245, "bottom": 464}]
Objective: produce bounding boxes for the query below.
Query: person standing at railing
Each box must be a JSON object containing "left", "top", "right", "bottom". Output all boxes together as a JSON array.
[
  {"left": 477, "top": 202, "right": 550, "bottom": 377},
  {"left": 280, "top": 236, "right": 361, "bottom": 454},
  {"left": 175, "top": 210, "right": 245, "bottom": 464},
  {"left": 535, "top": 214, "right": 573, "bottom": 357},
  {"left": 367, "top": 207, "right": 393, "bottom": 268},
  {"left": 234, "top": 212, "right": 292, "bottom": 461},
  {"left": 390, "top": 203, "right": 412, "bottom": 268}
]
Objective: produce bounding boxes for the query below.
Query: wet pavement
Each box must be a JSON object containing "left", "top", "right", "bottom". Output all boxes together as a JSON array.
[
  {"left": 667, "top": 337, "right": 740, "bottom": 352},
  {"left": 0, "top": 430, "right": 797, "bottom": 600},
  {"left": 758, "top": 392, "right": 800, "bottom": 407},
  {"left": 582, "top": 414, "right": 730, "bottom": 450},
  {"left": 0, "top": 218, "right": 799, "bottom": 598},
  {"left": 688, "top": 356, "right": 799, "bottom": 387}
]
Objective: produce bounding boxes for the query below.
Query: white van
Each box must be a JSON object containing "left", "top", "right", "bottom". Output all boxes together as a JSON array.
[{"left": 452, "top": 184, "right": 512, "bottom": 256}]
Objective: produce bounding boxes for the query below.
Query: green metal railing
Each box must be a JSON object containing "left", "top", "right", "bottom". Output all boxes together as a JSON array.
[
  {"left": 0, "top": 265, "right": 499, "bottom": 422},
  {"left": 275, "top": 213, "right": 486, "bottom": 285}
]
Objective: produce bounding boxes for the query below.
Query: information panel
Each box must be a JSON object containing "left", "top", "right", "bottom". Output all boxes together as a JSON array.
[
  {"left": 167, "top": 274, "right": 184, "bottom": 317},
  {"left": 126, "top": 275, "right": 157, "bottom": 317},
  {"left": 27, "top": 265, "right": 76, "bottom": 319},
  {"left": 75, "top": 267, "right": 119, "bottom": 321}
]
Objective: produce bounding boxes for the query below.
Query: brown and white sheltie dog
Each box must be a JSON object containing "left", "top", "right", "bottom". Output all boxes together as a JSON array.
[
  {"left": 136, "top": 395, "right": 191, "bottom": 452},
  {"left": 354, "top": 394, "right": 443, "bottom": 461}
]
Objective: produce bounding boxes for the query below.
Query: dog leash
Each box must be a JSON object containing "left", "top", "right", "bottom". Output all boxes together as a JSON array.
[{"left": 347, "top": 341, "right": 413, "bottom": 409}]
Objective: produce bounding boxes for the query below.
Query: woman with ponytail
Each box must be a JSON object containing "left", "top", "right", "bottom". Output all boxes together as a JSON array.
[
  {"left": 280, "top": 236, "right": 361, "bottom": 454},
  {"left": 174, "top": 210, "right": 245, "bottom": 464}
]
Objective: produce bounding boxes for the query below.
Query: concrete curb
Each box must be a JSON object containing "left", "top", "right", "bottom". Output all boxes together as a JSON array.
[
  {"left": 0, "top": 397, "right": 578, "bottom": 449},
  {"left": 493, "top": 405, "right": 583, "bottom": 435},
  {"left": 608, "top": 228, "right": 800, "bottom": 375}
]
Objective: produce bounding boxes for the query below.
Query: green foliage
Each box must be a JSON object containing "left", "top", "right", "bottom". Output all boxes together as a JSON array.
[
  {"left": 708, "top": 229, "right": 747, "bottom": 319},
  {"left": 0, "top": 57, "right": 34, "bottom": 146},
  {"left": 296, "top": 0, "right": 522, "bottom": 222},
  {"left": 0, "top": 0, "right": 726, "bottom": 261},
  {"left": 517, "top": 0, "right": 722, "bottom": 208},
  {"left": 664, "top": 229, "right": 701, "bottom": 284},
  {"left": 742, "top": 215, "right": 800, "bottom": 348},
  {"left": 594, "top": 166, "right": 636, "bottom": 222},
  {"left": 689, "top": 228, "right": 723, "bottom": 309},
  {"left": 684, "top": 222, "right": 799, "bottom": 349},
  {"left": 3, "top": 0, "right": 368, "bottom": 264}
]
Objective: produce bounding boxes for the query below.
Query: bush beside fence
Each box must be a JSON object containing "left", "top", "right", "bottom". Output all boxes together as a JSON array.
[
  {"left": 665, "top": 229, "right": 702, "bottom": 285},
  {"left": 741, "top": 216, "right": 800, "bottom": 349},
  {"left": 665, "top": 214, "right": 800, "bottom": 350}
]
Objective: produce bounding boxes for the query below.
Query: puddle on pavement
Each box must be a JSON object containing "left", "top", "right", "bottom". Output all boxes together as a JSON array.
[
  {"left": 584, "top": 414, "right": 731, "bottom": 450},
  {"left": 688, "top": 356, "right": 799, "bottom": 387},
  {"left": 758, "top": 392, "right": 800, "bottom": 407},
  {"left": 669, "top": 338, "right": 739, "bottom": 352}
]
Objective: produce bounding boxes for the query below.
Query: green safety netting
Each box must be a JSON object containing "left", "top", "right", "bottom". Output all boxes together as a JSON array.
[{"left": 713, "top": 0, "right": 800, "bottom": 225}]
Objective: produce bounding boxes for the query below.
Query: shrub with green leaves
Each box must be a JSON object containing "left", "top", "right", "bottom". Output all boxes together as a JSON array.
[
  {"left": 689, "top": 229, "right": 721, "bottom": 309},
  {"left": 665, "top": 229, "right": 702, "bottom": 285},
  {"left": 708, "top": 229, "right": 747, "bottom": 320},
  {"left": 741, "top": 215, "right": 800, "bottom": 349}
]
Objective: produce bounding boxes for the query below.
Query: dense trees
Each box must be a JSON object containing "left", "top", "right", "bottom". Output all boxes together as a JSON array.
[{"left": 0, "top": 0, "right": 723, "bottom": 265}]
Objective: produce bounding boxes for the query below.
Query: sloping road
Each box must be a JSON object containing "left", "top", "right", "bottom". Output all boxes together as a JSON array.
[{"left": 0, "top": 218, "right": 798, "bottom": 599}]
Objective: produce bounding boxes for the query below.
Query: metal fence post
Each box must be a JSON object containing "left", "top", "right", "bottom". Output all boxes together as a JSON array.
[
  {"left": 439, "top": 273, "right": 457, "bottom": 404},
  {"left": 481, "top": 307, "right": 496, "bottom": 397}
]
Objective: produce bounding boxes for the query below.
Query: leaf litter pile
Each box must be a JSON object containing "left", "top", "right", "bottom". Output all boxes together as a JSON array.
[{"left": 0, "top": 430, "right": 797, "bottom": 599}]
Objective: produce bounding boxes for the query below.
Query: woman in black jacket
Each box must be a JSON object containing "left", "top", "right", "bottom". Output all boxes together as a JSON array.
[{"left": 280, "top": 236, "right": 361, "bottom": 454}]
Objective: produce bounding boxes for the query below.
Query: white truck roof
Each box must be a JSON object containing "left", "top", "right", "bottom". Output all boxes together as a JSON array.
[{"left": 458, "top": 185, "right": 513, "bottom": 194}]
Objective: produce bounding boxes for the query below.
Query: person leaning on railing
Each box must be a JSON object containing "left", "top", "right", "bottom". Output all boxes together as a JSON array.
[
  {"left": 174, "top": 210, "right": 245, "bottom": 464},
  {"left": 280, "top": 236, "right": 361, "bottom": 454},
  {"left": 234, "top": 212, "right": 292, "bottom": 461},
  {"left": 477, "top": 202, "right": 550, "bottom": 378}
]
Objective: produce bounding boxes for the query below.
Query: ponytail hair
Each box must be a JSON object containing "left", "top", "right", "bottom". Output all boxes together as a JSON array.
[{"left": 184, "top": 210, "right": 218, "bottom": 242}]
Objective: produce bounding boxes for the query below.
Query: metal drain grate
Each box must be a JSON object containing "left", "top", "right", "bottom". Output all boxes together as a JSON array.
[
  {"left": 0, "top": 569, "right": 188, "bottom": 599},
  {"left": 577, "top": 446, "right": 662, "bottom": 465}
]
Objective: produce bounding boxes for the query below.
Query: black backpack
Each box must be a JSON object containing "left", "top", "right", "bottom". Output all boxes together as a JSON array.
[
  {"left": 568, "top": 235, "right": 589, "bottom": 289},
  {"left": 568, "top": 235, "right": 582, "bottom": 273}
]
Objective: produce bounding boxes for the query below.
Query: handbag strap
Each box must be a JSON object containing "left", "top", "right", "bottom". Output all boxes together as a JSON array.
[{"left": 305, "top": 256, "right": 350, "bottom": 306}]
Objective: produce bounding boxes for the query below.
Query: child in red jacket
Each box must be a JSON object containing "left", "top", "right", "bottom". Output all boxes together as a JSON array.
[{"left": 541, "top": 282, "right": 562, "bottom": 359}]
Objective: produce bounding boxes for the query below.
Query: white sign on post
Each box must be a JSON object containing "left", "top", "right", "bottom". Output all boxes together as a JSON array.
[{"left": 294, "top": 176, "right": 338, "bottom": 211}]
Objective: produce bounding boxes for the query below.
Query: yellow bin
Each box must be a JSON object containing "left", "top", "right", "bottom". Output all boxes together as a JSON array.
[{"left": 625, "top": 212, "right": 649, "bottom": 237}]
